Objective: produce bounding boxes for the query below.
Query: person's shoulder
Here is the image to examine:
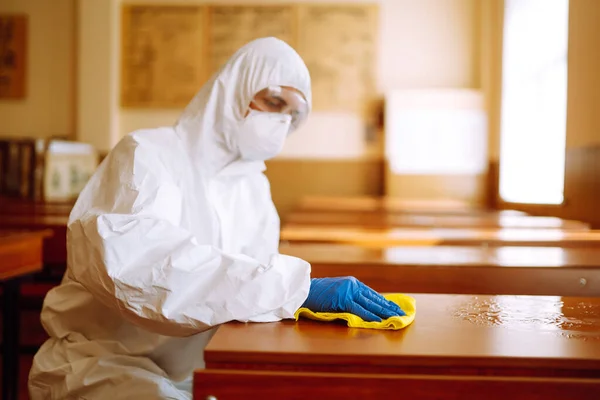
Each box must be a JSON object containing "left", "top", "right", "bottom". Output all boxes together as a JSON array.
[
  {"left": 111, "top": 127, "right": 186, "bottom": 167},
  {"left": 124, "top": 127, "right": 181, "bottom": 152}
]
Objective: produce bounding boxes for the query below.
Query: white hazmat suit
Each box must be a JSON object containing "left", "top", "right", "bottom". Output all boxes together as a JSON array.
[{"left": 29, "top": 37, "right": 312, "bottom": 399}]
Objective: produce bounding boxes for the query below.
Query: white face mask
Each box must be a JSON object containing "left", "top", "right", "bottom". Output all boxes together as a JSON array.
[{"left": 237, "top": 110, "right": 292, "bottom": 161}]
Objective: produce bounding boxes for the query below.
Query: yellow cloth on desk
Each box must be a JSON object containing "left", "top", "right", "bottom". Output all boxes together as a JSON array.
[{"left": 294, "top": 293, "right": 416, "bottom": 330}]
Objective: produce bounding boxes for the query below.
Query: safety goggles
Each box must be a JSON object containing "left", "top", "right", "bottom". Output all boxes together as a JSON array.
[{"left": 250, "top": 86, "right": 309, "bottom": 131}]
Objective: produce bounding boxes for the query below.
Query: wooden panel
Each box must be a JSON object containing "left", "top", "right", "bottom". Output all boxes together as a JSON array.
[
  {"left": 265, "top": 159, "right": 384, "bottom": 219},
  {"left": 296, "top": 4, "right": 377, "bottom": 114},
  {"left": 285, "top": 211, "right": 589, "bottom": 230},
  {"left": 195, "top": 370, "right": 600, "bottom": 400},
  {"left": 0, "top": 15, "right": 27, "bottom": 99},
  {"left": 280, "top": 225, "right": 600, "bottom": 248},
  {"left": 120, "top": 5, "right": 207, "bottom": 108},
  {"left": 208, "top": 5, "right": 295, "bottom": 75},
  {"left": 0, "top": 230, "right": 51, "bottom": 280},
  {"left": 205, "top": 294, "right": 600, "bottom": 377},
  {"left": 384, "top": 164, "right": 488, "bottom": 207},
  {"left": 281, "top": 244, "right": 600, "bottom": 296}
]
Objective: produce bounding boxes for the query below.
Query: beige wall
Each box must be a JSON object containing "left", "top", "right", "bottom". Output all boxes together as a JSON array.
[
  {"left": 0, "top": 0, "right": 75, "bottom": 139},
  {"left": 379, "top": 0, "right": 480, "bottom": 90},
  {"left": 566, "top": 0, "right": 600, "bottom": 149},
  {"left": 77, "top": 0, "right": 120, "bottom": 151}
]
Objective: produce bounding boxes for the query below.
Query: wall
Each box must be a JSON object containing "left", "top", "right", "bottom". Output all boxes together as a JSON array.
[
  {"left": 77, "top": 0, "right": 120, "bottom": 152},
  {"left": 2, "top": 0, "right": 484, "bottom": 216},
  {"left": 113, "top": 0, "right": 481, "bottom": 152},
  {"left": 79, "top": 0, "right": 482, "bottom": 214},
  {"left": 566, "top": 0, "right": 600, "bottom": 149},
  {"left": 381, "top": 0, "right": 484, "bottom": 205},
  {"left": 0, "top": 0, "right": 76, "bottom": 139},
  {"left": 550, "top": 0, "right": 600, "bottom": 227},
  {"left": 491, "top": 0, "right": 600, "bottom": 227}
]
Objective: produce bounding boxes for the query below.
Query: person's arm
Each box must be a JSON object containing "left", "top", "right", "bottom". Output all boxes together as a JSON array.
[
  {"left": 239, "top": 172, "right": 281, "bottom": 263},
  {"left": 67, "top": 137, "right": 310, "bottom": 337}
]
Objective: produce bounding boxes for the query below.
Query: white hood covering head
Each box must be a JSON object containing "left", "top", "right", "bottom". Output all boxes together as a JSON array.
[
  {"left": 28, "top": 37, "right": 313, "bottom": 400},
  {"left": 175, "top": 37, "right": 312, "bottom": 176}
]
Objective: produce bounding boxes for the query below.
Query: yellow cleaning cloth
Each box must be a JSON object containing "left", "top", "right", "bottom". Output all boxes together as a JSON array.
[{"left": 294, "top": 293, "right": 416, "bottom": 330}]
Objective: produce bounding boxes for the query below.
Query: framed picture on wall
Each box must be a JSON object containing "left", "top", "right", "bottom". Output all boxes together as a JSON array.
[{"left": 0, "top": 14, "right": 27, "bottom": 99}]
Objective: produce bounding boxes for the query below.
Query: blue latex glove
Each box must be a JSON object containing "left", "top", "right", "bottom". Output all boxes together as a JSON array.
[{"left": 301, "top": 276, "right": 406, "bottom": 322}]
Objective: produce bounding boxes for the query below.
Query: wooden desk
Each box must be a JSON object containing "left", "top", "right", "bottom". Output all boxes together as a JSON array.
[
  {"left": 195, "top": 294, "right": 600, "bottom": 399},
  {"left": 281, "top": 244, "right": 600, "bottom": 296},
  {"left": 0, "top": 215, "right": 69, "bottom": 266},
  {"left": 298, "top": 195, "right": 527, "bottom": 216},
  {"left": 286, "top": 211, "right": 590, "bottom": 230},
  {"left": 280, "top": 225, "right": 600, "bottom": 248},
  {"left": 0, "top": 230, "right": 51, "bottom": 400}
]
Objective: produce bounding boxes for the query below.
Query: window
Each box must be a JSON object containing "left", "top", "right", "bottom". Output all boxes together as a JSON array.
[{"left": 499, "top": 0, "right": 569, "bottom": 204}]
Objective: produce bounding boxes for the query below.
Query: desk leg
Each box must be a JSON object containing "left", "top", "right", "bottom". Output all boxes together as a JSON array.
[{"left": 2, "top": 278, "right": 20, "bottom": 400}]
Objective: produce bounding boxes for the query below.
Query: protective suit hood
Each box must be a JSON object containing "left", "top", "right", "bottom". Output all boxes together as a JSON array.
[{"left": 175, "top": 37, "right": 312, "bottom": 177}]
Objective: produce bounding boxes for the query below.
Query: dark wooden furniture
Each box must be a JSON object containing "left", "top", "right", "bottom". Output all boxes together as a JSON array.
[
  {"left": 0, "top": 230, "right": 51, "bottom": 400},
  {"left": 281, "top": 244, "right": 600, "bottom": 296}
]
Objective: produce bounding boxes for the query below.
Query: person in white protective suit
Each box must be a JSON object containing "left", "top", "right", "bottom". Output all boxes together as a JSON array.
[{"left": 28, "top": 37, "right": 404, "bottom": 399}]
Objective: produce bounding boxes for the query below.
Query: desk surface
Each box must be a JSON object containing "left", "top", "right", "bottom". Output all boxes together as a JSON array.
[
  {"left": 0, "top": 230, "right": 52, "bottom": 280},
  {"left": 205, "top": 294, "right": 600, "bottom": 378},
  {"left": 286, "top": 211, "right": 589, "bottom": 230},
  {"left": 281, "top": 245, "right": 600, "bottom": 296},
  {"left": 280, "top": 225, "right": 600, "bottom": 248}
]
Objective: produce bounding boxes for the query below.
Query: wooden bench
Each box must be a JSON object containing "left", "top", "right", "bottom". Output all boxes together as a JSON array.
[
  {"left": 280, "top": 225, "right": 600, "bottom": 248},
  {"left": 297, "top": 195, "right": 527, "bottom": 216},
  {"left": 195, "top": 293, "right": 600, "bottom": 399},
  {"left": 285, "top": 211, "right": 590, "bottom": 230},
  {"left": 281, "top": 244, "right": 600, "bottom": 296}
]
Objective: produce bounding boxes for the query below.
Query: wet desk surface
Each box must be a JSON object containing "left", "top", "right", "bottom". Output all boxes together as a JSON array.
[
  {"left": 280, "top": 245, "right": 600, "bottom": 296},
  {"left": 286, "top": 211, "right": 590, "bottom": 230},
  {"left": 204, "top": 294, "right": 600, "bottom": 375},
  {"left": 280, "top": 225, "right": 600, "bottom": 248}
]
